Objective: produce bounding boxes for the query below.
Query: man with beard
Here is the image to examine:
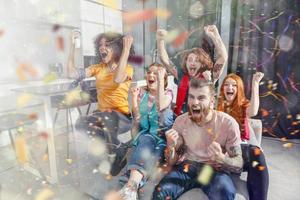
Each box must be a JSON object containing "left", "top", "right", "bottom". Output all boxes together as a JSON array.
[{"left": 152, "top": 79, "right": 243, "bottom": 200}]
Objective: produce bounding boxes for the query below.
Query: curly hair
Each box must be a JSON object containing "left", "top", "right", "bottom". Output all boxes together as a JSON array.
[
  {"left": 181, "top": 48, "right": 213, "bottom": 75},
  {"left": 94, "top": 32, "right": 135, "bottom": 63}
]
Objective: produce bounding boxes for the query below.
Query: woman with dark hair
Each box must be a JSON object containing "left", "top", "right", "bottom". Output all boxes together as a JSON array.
[
  {"left": 68, "top": 32, "right": 135, "bottom": 176},
  {"left": 157, "top": 25, "right": 227, "bottom": 116},
  {"left": 217, "top": 72, "right": 269, "bottom": 200},
  {"left": 115, "top": 63, "right": 173, "bottom": 200}
]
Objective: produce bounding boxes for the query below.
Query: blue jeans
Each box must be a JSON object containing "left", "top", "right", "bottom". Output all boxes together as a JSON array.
[
  {"left": 152, "top": 161, "right": 236, "bottom": 200},
  {"left": 120, "top": 134, "right": 165, "bottom": 187}
]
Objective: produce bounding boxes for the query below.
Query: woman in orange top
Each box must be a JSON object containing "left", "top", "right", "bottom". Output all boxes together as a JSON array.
[
  {"left": 217, "top": 72, "right": 269, "bottom": 200},
  {"left": 69, "top": 32, "right": 135, "bottom": 176}
]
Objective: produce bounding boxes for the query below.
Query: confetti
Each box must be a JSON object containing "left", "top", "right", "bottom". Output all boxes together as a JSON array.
[
  {"left": 66, "top": 158, "right": 73, "bottom": 165},
  {"left": 283, "top": 143, "right": 294, "bottom": 148},
  {"left": 197, "top": 164, "right": 214, "bottom": 185},
  {"left": 258, "top": 165, "right": 266, "bottom": 171},
  {"left": 123, "top": 10, "right": 156, "bottom": 25},
  {"left": 155, "top": 8, "right": 171, "bottom": 19},
  {"left": 42, "top": 154, "right": 48, "bottom": 161},
  {"left": 183, "top": 163, "right": 190, "bottom": 173},
  {"left": 128, "top": 55, "right": 144, "bottom": 65},
  {"left": 34, "top": 188, "right": 54, "bottom": 200},
  {"left": 253, "top": 148, "right": 261, "bottom": 156},
  {"left": 102, "top": 0, "right": 118, "bottom": 9},
  {"left": 15, "top": 135, "right": 28, "bottom": 164},
  {"left": 28, "top": 112, "right": 38, "bottom": 120},
  {"left": 286, "top": 114, "right": 292, "bottom": 119},
  {"left": 56, "top": 36, "right": 64, "bottom": 51},
  {"left": 98, "top": 160, "right": 111, "bottom": 175},
  {"left": 27, "top": 188, "right": 33, "bottom": 195},
  {"left": 43, "top": 72, "right": 57, "bottom": 83},
  {"left": 165, "top": 29, "right": 180, "bottom": 43},
  {"left": 252, "top": 161, "right": 259, "bottom": 167},
  {"left": 17, "top": 93, "right": 32, "bottom": 108},
  {"left": 88, "top": 138, "right": 106, "bottom": 156},
  {"left": 0, "top": 29, "right": 4, "bottom": 38},
  {"left": 64, "top": 170, "right": 69, "bottom": 176},
  {"left": 171, "top": 31, "right": 189, "bottom": 48},
  {"left": 16, "top": 63, "right": 38, "bottom": 81}
]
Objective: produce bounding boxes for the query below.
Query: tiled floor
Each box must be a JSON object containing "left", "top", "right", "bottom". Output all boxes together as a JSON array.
[{"left": 0, "top": 130, "right": 299, "bottom": 200}]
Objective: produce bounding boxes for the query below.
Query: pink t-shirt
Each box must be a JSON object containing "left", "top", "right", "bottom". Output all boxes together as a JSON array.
[{"left": 173, "top": 111, "right": 241, "bottom": 163}]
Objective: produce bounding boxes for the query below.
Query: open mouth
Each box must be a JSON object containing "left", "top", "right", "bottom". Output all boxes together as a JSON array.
[
  {"left": 148, "top": 80, "right": 155, "bottom": 85},
  {"left": 100, "top": 52, "right": 108, "bottom": 59},
  {"left": 192, "top": 108, "right": 201, "bottom": 114},
  {"left": 226, "top": 92, "right": 235, "bottom": 97},
  {"left": 189, "top": 67, "right": 196, "bottom": 74}
]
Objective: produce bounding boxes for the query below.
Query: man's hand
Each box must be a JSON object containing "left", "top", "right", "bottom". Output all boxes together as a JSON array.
[
  {"left": 165, "top": 129, "right": 180, "bottom": 147},
  {"left": 208, "top": 141, "right": 225, "bottom": 164},
  {"left": 130, "top": 87, "right": 140, "bottom": 99}
]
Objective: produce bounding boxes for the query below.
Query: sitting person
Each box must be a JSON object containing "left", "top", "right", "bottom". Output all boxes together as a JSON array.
[
  {"left": 152, "top": 79, "right": 243, "bottom": 200},
  {"left": 156, "top": 25, "right": 227, "bottom": 116},
  {"left": 217, "top": 72, "right": 269, "bottom": 200},
  {"left": 117, "top": 63, "right": 174, "bottom": 200},
  {"left": 68, "top": 31, "right": 135, "bottom": 176}
]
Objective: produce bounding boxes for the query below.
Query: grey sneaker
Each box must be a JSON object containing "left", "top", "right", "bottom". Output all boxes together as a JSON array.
[{"left": 119, "top": 184, "right": 138, "bottom": 200}]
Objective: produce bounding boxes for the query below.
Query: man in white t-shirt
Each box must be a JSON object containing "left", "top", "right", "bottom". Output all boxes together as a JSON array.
[{"left": 152, "top": 79, "right": 243, "bottom": 200}]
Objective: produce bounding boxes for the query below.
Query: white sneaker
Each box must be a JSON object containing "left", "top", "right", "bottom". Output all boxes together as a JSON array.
[{"left": 119, "top": 184, "right": 138, "bottom": 200}]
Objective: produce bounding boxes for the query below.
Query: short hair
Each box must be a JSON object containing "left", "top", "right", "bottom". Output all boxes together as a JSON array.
[
  {"left": 189, "top": 78, "right": 215, "bottom": 97},
  {"left": 94, "top": 32, "right": 135, "bottom": 63}
]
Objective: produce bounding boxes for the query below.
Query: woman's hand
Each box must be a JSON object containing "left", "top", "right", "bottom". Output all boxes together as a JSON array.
[
  {"left": 157, "top": 67, "right": 166, "bottom": 82},
  {"left": 123, "top": 35, "right": 133, "bottom": 52},
  {"left": 156, "top": 29, "right": 168, "bottom": 41},
  {"left": 204, "top": 25, "right": 220, "bottom": 41},
  {"left": 131, "top": 87, "right": 140, "bottom": 98},
  {"left": 253, "top": 72, "right": 264, "bottom": 83}
]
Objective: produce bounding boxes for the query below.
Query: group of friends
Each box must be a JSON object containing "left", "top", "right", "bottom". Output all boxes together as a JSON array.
[{"left": 68, "top": 25, "right": 269, "bottom": 200}]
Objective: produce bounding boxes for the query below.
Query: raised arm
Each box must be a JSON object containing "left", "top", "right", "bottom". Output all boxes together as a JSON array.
[
  {"left": 204, "top": 25, "right": 228, "bottom": 83},
  {"left": 67, "top": 31, "right": 91, "bottom": 80},
  {"left": 247, "top": 72, "right": 264, "bottom": 117},
  {"left": 114, "top": 35, "right": 133, "bottom": 84},
  {"left": 156, "top": 29, "right": 178, "bottom": 79},
  {"left": 156, "top": 68, "right": 172, "bottom": 111}
]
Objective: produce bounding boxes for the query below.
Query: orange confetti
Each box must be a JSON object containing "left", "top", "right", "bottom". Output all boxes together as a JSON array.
[
  {"left": 15, "top": 135, "right": 28, "bottom": 164},
  {"left": 183, "top": 163, "right": 190, "bottom": 173},
  {"left": 123, "top": 9, "right": 156, "bottom": 24},
  {"left": 106, "top": 174, "right": 112, "bottom": 180},
  {"left": 171, "top": 31, "right": 189, "bottom": 48},
  {"left": 260, "top": 108, "right": 269, "bottom": 117},
  {"left": 280, "top": 137, "right": 287, "bottom": 142},
  {"left": 16, "top": 63, "right": 38, "bottom": 81},
  {"left": 0, "top": 29, "right": 4, "bottom": 38},
  {"left": 28, "top": 112, "right": 38, "bottom": 120},
  {"left": 286, "top": 114, "right": 292, "bottom": 119},
  {"left": 292, "top": 121, "right": 298, "bottom": 126},
  {"left": 17, "top": 93, "right": 32, "bottom": 108},
  {"left": 39, "top": 132, "right": 49, "bottom": 139},
  {"left": 43, "top": 154, "right": 48, "bottom": 161},
  {"left": 56, "top": 36, "right": 64, "bottom": 51},
  {"left": 253, "top": 148, "right": 261, "bottom": 156},
  {"left": 258, "top": 165, "right": 266, "bottom": 171}
]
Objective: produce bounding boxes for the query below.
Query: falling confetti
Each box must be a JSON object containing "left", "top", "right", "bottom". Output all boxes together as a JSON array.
[
  {"left": 252, "top": 161, "right": 259, "bottom": 167},
  {"left": 17, "top": 93, "right": 32, "bottom": 108},
  {"left": 253, "top": 148, "right": 261, "bottom": 156},
  {"left": 43, "top": 72, "right": 57, "bottom": 83},
  {"left": 165, "top": 29, "right": 180, "bottom": 43},
  {"left": 34, "top": 188, "right": 54, "bottom": 200},
  {"left": 64, "top": 170, "right": 69, "bottom": 176},
  {"left": 258, "top": 165, "right": 266, "bottom": 171},
  {"left": 66, "top": 158, "right": 73, "bottom": 165},
  {"left": 155, "top": 8, "right": 171, "bottom": 19},
  {"left": 102, "top": 0, "right": 117, "bottom": 9},
  {"left": 28, "top": 112, "right": 38, "bottom": 120},
  {"left": 283, "top": 143, "right": 294, "bottom": 148},
  {"left": 56, "top": 36, "right": 64, "bottom": 51},
  {"left": 183, "top": 163, "right": 190, "bottom": 173},
  {"left": 16, "top": 63, "right": 38, "bottom": 81},
  {"left": 123, "top": 10, "right": 156, "bottom": 25},
  {"left": 98, "top": 160, "right": 111, "bottom": 175},
  {"left": 15, "top": 135, "right": 28, "bottom": 164},
  {"left": 197, "top": 164, "right": 214, "bottom": 185},
  {"left": 88, "top": 138, "right": 106, "bottom": 156},
  {"left": 0, "top": 29, "right": 4, "bottom": 38},
  {"left": 171, "top": 31, "right": 189, "bottom": 48}
]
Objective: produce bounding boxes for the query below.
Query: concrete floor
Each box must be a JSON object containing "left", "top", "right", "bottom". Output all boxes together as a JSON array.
[{"left": 0, "top": 130, "right": 299, "bottom": 200}]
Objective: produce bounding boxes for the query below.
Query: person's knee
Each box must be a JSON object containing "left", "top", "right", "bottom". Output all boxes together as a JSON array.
[
  {"left": 212, "top": 175, "right": 236, "bottom": 197},
  {"left": 152, "top": 183, "right": 173, "bottom": 200}
]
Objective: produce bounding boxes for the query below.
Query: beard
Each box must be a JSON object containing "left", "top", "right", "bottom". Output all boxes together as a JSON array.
[{"left": 188, "top": 103, "right": 211, "bottom": 124}]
